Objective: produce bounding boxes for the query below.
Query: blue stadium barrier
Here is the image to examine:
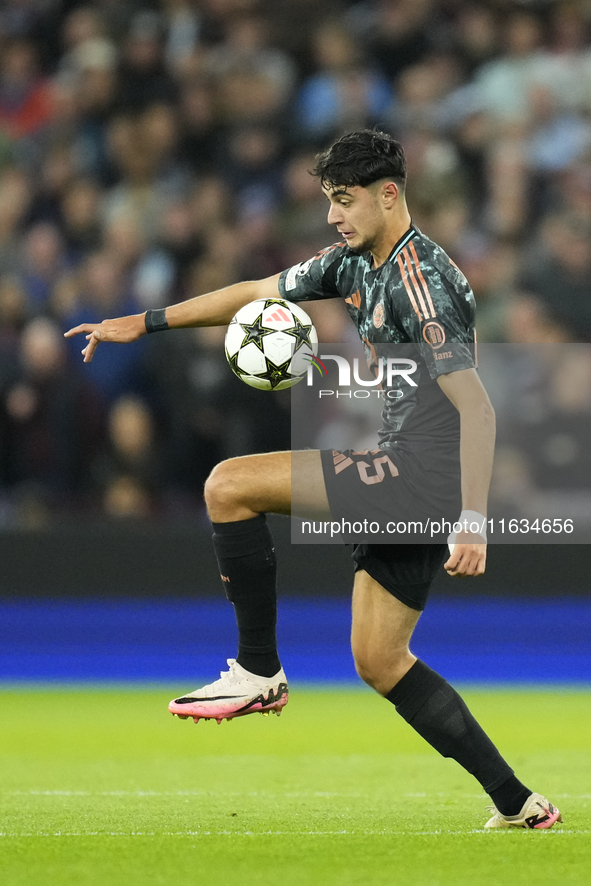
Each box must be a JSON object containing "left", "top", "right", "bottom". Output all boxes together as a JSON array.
[{"left": 0, "top": 597, "right": 589, "bottom": 684}]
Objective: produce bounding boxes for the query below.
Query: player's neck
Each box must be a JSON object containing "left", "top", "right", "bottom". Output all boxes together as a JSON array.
[{"left": 370, "top": 209, "right": 412, "bottom": 269}]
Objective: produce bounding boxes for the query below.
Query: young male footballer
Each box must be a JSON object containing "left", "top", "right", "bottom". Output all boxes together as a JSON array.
[{"left": 66, "top": 129, "right": 561, "bottom": 830}]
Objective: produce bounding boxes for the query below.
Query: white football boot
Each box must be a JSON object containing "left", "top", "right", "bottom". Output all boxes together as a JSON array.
[
  {"left": 484, "top": 792, "right": 562, "bottom": 829},
  {"left": 169, "top": 659, "right": 288, "bottom": 723}
]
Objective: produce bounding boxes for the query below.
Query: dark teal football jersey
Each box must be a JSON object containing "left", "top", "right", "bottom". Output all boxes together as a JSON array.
[{"left": 278, "top": 224, "right": 476, "bottom": 472}]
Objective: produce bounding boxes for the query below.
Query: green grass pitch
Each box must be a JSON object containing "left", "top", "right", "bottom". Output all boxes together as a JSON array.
[{"left": 0, "top": 686, "right": 590, "bottom": 886}]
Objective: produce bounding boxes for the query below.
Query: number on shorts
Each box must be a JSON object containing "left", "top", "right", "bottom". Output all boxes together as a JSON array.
[{"left": 356, "top": 453, "right": 399, "bottom": 485}]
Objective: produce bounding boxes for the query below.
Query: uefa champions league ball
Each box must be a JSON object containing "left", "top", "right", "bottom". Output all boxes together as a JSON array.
[{"left": 225, "top": 298, "right": 318, "bottom": 390}]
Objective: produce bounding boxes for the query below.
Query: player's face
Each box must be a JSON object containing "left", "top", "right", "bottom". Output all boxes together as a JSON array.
[{"left": 323, "top": 184, "right": 386, "bottom": 254}]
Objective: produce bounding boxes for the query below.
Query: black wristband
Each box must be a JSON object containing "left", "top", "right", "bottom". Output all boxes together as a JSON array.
[{"left": 145, "top": 308, "right": 170, "bottom": 334}]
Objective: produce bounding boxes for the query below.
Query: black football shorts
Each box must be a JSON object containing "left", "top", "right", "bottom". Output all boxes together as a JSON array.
[
  {"left": 320, "top": 447, "right": 459, "bottom": 610},
  {"left": 348, "top": 542, "right": 448, "bottom": 611}
]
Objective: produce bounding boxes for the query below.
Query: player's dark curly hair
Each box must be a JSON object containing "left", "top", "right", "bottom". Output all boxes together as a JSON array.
[{"left": 312, "top": 129, "right": 407, "bottom": 191}]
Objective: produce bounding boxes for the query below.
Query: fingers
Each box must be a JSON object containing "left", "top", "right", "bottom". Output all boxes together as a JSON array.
[
  {"left": 64, "top": 324, "right": 97, "bottom": 338},
  {"left": 63, "top": 324, "right": 102, "bottom": 361},
  {"left": 81, "top": 330, "right": 101, "bottom": 363},
  {"left": 444, "top": 543, "right": 487, "bottom": 577}
]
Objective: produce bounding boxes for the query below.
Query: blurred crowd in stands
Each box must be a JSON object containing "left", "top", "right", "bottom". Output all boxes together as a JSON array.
[{"left": 1, "top": 0, "right": 591, "bottom": 524}]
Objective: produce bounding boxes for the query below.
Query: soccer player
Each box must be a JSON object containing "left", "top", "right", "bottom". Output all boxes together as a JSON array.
[{"left": 65, "top": 129, "right": 560, "bottom": 830}]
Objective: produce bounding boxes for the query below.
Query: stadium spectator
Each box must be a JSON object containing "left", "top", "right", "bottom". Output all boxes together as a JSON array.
[
  {"left": 63, "top": 249, "right": 148, "bottom": 402},
  {"left": 296, "top": 21, "right": 392, "bottom": 142},
  {"left": 0, "top": 167, "right": 31, "bottom": 276},
  {"left": 93, "top": 394, "right": 165, "bottom": 517},
  {"left": 20, "top": 222, "right": 66, "bottom": 310},
  {"left": 518, "top": 213, "right": 591, "bottom": 341},
  {"left": 472, "top": 10, "right": 547, "bottom": 126},
  {"left": 0, "top": 317, "right": 104, "bottom": 518},
  {"left": 59, "top": 177, "right": 102, "bottom": 262},
  {"left": 0, "top": 276, "right": 28, "bottom": 376},
  {"left": 0, "top": 39, "right": 52, "bottom": 142},
  {"left": 177, "top": 74, "right": 222, "bottom": 175},
  {"left": 116, "top": 11, "right": 177, "bottom": 113},
  {"left": 354, "top": 0, "right": 441, "bottom": 83}
]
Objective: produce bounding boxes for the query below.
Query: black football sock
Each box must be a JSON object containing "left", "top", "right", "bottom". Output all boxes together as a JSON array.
[
  {"left": 386, "top": 660, "right": 532, "bottom": 811},
  {"left": 211, "top": 514, "right": 281, "bottom": 678},
  {"left": 488, "top": 777, "right": 532, "bottom": 817}
]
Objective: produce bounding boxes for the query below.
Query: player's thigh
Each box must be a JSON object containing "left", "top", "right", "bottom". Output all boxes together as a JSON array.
[
  {"left": 351, "top": 568, "right": 421, "bottom": 665},
  {"left": 291, "top": 449, "right": 331, "bottom": 518},
  {"left": 208, "top": 450, "right": 330, "bottom": 516}
]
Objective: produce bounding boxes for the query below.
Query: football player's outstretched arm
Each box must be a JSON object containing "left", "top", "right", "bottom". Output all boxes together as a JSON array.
[
  {"left": 437, "top": 368, "right": 496, "bottom": 578},
  {"left": 64, "top": 274, "right": 282, "bottom": 363}
]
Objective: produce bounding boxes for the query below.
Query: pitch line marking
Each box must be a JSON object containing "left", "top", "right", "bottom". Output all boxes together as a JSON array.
[
  {"left": 7, "top": 790, "right": 591, "bottom": 800},
  {"left": 5, "top": 789, "right": 367, "bottom": 798},
  {"left": 0, "top": 829, "right": 588, "bottom": 838}
]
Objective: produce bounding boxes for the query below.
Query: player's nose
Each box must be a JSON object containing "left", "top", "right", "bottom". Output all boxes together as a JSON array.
[{"left": 327, "top": 203, "right": 342, "bottom": 225}]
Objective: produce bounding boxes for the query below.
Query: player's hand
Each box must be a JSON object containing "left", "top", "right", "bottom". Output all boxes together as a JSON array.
[
  {"left": 444, "top": 537, "right": 487, "bottom": 577},
  {"left": 64, "top": 314, "right": 147, "bottom": 362}
]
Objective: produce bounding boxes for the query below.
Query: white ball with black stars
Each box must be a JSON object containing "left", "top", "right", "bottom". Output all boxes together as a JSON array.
[{"left": 225, "top": 298, "right": 318, "bottom": 390}]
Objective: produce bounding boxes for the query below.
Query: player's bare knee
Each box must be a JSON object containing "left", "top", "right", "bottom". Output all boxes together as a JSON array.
[
  {"left": 352, "top": 649, "right": 384, "bottom": 691},
  {"left": 204, "top": 460, "right": 243, "bottom": 516},
  {"left": 353, "top": 656, "right": 378, "bottom": 690},
  {"left": 353, "top": 647, "right": 414, "bottom": 694}
]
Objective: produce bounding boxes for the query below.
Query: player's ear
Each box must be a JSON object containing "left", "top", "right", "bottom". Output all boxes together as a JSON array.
[{"left": 381, "top": 181, "right": 399, "bottom": 208}]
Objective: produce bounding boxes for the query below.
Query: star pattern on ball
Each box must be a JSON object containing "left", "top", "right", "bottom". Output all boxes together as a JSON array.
[
  {"left": 240, "top": 317, "right": 272, "bottom": 351},
  {"left": 226, "top": 349, "right": 242, "bottom": 377},
  {"left": 285, "top": 315, "right": 314, "bottom": 352},
  {"left": 256, "top": 358, "right": 291, "bottom": 389}
]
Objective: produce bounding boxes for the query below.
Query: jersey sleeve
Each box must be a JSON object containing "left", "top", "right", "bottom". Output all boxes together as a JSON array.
[
  {"left": 278, "top": 243, "right": 346, "bottom": 302},
  {"left": 399, "top": 267, "right": 476, "bottom": 379}
]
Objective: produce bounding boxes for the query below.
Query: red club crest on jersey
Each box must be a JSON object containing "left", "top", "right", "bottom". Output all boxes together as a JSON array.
[
  {"left": 373, "top": 303, "right": 385, "bottom": 328},
  {"left": 423, "top": 321, "right": 446, "bottom": 348}
]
